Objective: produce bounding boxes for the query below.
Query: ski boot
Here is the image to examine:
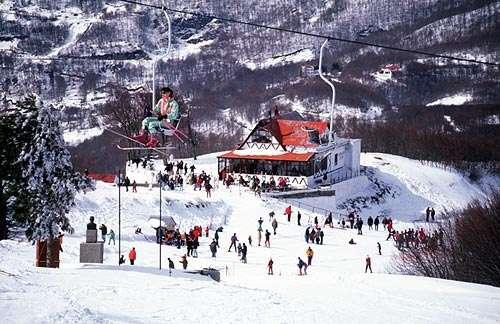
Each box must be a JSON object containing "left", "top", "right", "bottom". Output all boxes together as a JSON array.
[
  {"left": 132, "top": 129, "right": 150, "bottom": 145},
  {"left": 146, "top": 136, "right": 159, "bottom": 148}
]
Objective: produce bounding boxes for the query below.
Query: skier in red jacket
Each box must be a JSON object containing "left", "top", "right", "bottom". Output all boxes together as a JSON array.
[
  {"left": 284, "top": 206, "right": 292, "bottom": 222},
  {"left": 129, "top": 247, "right": 137, "bottom": 265}
]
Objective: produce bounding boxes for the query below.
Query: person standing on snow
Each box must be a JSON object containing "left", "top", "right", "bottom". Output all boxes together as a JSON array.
[
  {"left": 241, "top": 243, "right": 248, "bottom": 263},
  {"left": 179, "top": 255, "right": 188, "bottom": 270},
  {"left": 268, "top": 258, "right": 274, "bottom": 275},
  {"left": 272, "top": 218, "right": 278, "bottom": 235},
  {"left": 377, "top": 242, "right": 382, "bottom": 255},
  {"left": 305, "top": 227, "right": 310, "bottom": 243},
  {"left": 430, "top": 208, "right": 436, "bottom": 221},
  {"left": 264, "top": 230, "right": 271, "bottom": 248},
  {"left": 248, "top": 235, "right": 252, "bottom": 246},
  {"left": 192, "top": 237, "right": 199, "bottom": 258},
  {"left": 374, "top": 216, "right": 380, "bottom": 231},
  {"left": 365, "top": 255, "right": 372, "bottom": 273},
  {"left": 99, "top": 224, "right": 107, "bottom": 243},
  {"left": 258, "top": 217, "right": 264, "bottom": 232},
  {"left": 367, "top": 216, "right": 373, "bottom": 230},
  {"left": 257, "top": 218, "right": 264, "bottom": 246},
  {"left": 213, "top": 229, "right": 220, "bottom": 247},
  {"left": 306, "top": 246, "right": 314, "bottom": 266},
  {"left": 357, "top": 218, "right": 363, "bottom": 235},
  {"left": 297, "top": 211, "right": 302, "bottom": 226},
  {"left": 228, "top": 233, "right": 239, "bottom": 252},
  {"left": 210, "top": 239, "right": 218, "bottom": 257},
  {"left": 297, "top": 257, "right": 307, "bottom": 275},
  {"left": 129, "top": 247, "right": 136, "bottom": 265},
  {"left": 168, "top": 257, "right": 175, "bottom": 269},
  {"left": 108, "top": 229, "right": 116, "bottom": 245},
  {"left": 319, "top": 229, "right": 324, "bottom": 245},
  {"left": 124, "top": 176, "right": 131, "bottom": 192},
  {"left": 284, "top": 205, "right": 292, "bottom": 222}
]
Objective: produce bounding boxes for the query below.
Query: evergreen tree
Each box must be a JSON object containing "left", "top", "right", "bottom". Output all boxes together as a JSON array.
[
  {"left": 0, "top": 96, "right": 39, "bottom": 240},
  {"left": 18, "top": 100, "right": 94, "bottom": 249}
]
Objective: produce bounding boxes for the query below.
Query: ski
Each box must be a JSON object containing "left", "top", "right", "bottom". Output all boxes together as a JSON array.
[
  {"left": 105, "top": 128, "right": 170, "bottom": 157},
  {"left": 116, "top": 145, "right": 175, "bottom": 151}
]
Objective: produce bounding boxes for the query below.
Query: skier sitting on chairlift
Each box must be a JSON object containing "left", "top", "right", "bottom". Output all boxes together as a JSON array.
[{"left": 133, "top": 87, "right": 180, "bottom": 147}]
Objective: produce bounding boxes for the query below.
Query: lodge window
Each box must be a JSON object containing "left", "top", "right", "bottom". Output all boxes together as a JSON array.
[{"left": 334, "top": 153, "right": 338, "bottom": 166}]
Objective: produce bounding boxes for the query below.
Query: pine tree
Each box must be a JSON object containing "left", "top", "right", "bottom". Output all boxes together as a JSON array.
[
  {"left": 18, "top": 100, "right": 94, "bottom": 261},
  {"left": 0, "top": 96, "right": 39, "bottom": 239}
]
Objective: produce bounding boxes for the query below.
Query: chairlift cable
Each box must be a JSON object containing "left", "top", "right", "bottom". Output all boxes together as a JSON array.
[{"left": 117, "top": 0, "right": 499, "bottom": 67}]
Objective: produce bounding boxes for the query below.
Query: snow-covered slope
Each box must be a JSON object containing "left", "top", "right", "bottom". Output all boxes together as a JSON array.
[{"left": 1, "top": 153, "right": 499, "bottom": 323}]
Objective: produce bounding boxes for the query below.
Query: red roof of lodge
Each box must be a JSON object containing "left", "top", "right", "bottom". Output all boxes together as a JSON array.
[
  {"left": 88, "top": 173, "right": 115, "bottom": 183},
  {"left": 219, "top": 151, "right": 314, "bottom": 162},
  {"left": 269, "top": 119, "right": 329, "bottom": 147}
]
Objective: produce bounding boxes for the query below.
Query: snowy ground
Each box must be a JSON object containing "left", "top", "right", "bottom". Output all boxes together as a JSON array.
[{"left": 1, "top": 153, "right": 499, "bottom": 323}]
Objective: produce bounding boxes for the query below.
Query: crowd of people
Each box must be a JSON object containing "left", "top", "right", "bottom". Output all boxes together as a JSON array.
[
  {"left": 221, "top": 173, "right": 291, "bottom": 194},
  {"left": 390, "top": 227, "right": 444, "bottom": 251},
  {"left": 96, "top": 158, "right": 445, "bottom": 277}
]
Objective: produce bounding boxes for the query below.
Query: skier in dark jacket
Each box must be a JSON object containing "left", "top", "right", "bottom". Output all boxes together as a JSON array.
[
  {"left": 214, "top": 230, "right": 220, "bottom": 247},
  {"left": 265, "top": 230, "right": 271, "bottom": 247},
  {"left": 348, "top": 213, "right": 355, "bottom": 229},
  {"left": 357, "top": 218, "right": 363, "bottom": 235},
  {"left": 268, "top": 211, "right": 275, "bottom": 222},
  {"left": 272, "top": 218, "right": 278, "bottom": 235},
  {"left": 374, "top": 216, "right": 380, "bottom": 231},
  {"left": 228, "top": 233, "right": 238, "bottom": 252},
  {"left": 179, "top": 255, "right": 188, "bottom": 270},
  {"left": 210, "top": 239, "right": 218, "bottom": 257},
  {"left": 124, "top": 177, "right": 131, "bottom": 192},
  {"left": 241, "top": 243, "right": 248, "bottom": 263},
  {"left": 365, "top": 255, "right": 372, "bottom": 273},
  {"left": 186, "top": 237, "right": 193, "bottom": 256},
  {"left": 99, "top": 224, "right": 107, "bottom": 243},
  {"left": 305, "top": 227, "right": 310, "bottom": 243},
  {"left": 298, "top": 257, "right": 307, "bottom": 275},
  {"left": 297, "top": 211, "right": 302, "bottom": 226},
  {"left": 367, "top": 216, "right": 373, "bottom": 230},
  {"left": 319, "top": 229, "right": 324, "bottom": 245},
  {"left": 168, "top": 257, "right": 175, "bottom": 269},
  {"left": 192, "top": 237, "right": 199, "bottom": 258}
]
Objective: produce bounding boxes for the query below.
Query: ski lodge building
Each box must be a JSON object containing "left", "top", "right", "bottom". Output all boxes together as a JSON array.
[{"left": 217, "top": 115, "right": 361, "bottom": 189}]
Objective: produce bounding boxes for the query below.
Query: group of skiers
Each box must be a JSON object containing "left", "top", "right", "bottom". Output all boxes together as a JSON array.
[
  {"left": 390, "top": 227, "right": 444, "bottom": 251},
  {"left": 304, "top": 226, "right": 324, "bottom": 245},
  {"left": 164, "top": 160, "right": 195, "bottom": 177},
  {"left": 219, "top": 172, "right": 292, "bottom": 195}
]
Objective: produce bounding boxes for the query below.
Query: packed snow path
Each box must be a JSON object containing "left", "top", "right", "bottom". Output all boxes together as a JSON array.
[{"left": 1, "top": 153, "right": 499, "bottom": 323}]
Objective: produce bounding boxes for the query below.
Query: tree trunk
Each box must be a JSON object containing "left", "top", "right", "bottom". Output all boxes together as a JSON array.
[
  {"left": 46, "top": 237, "right": 60, "bottom": 268},
  {"left": 0, "top": 181, "right": 7, "bottom": 240}
]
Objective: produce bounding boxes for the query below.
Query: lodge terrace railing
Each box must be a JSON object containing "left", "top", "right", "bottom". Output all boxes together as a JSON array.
[
  {"left": 277, "top": 197, "right": 348, "bottom": 222},
  {"left": 229, "top": 172, "right": 309, "bottom": 189}
]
